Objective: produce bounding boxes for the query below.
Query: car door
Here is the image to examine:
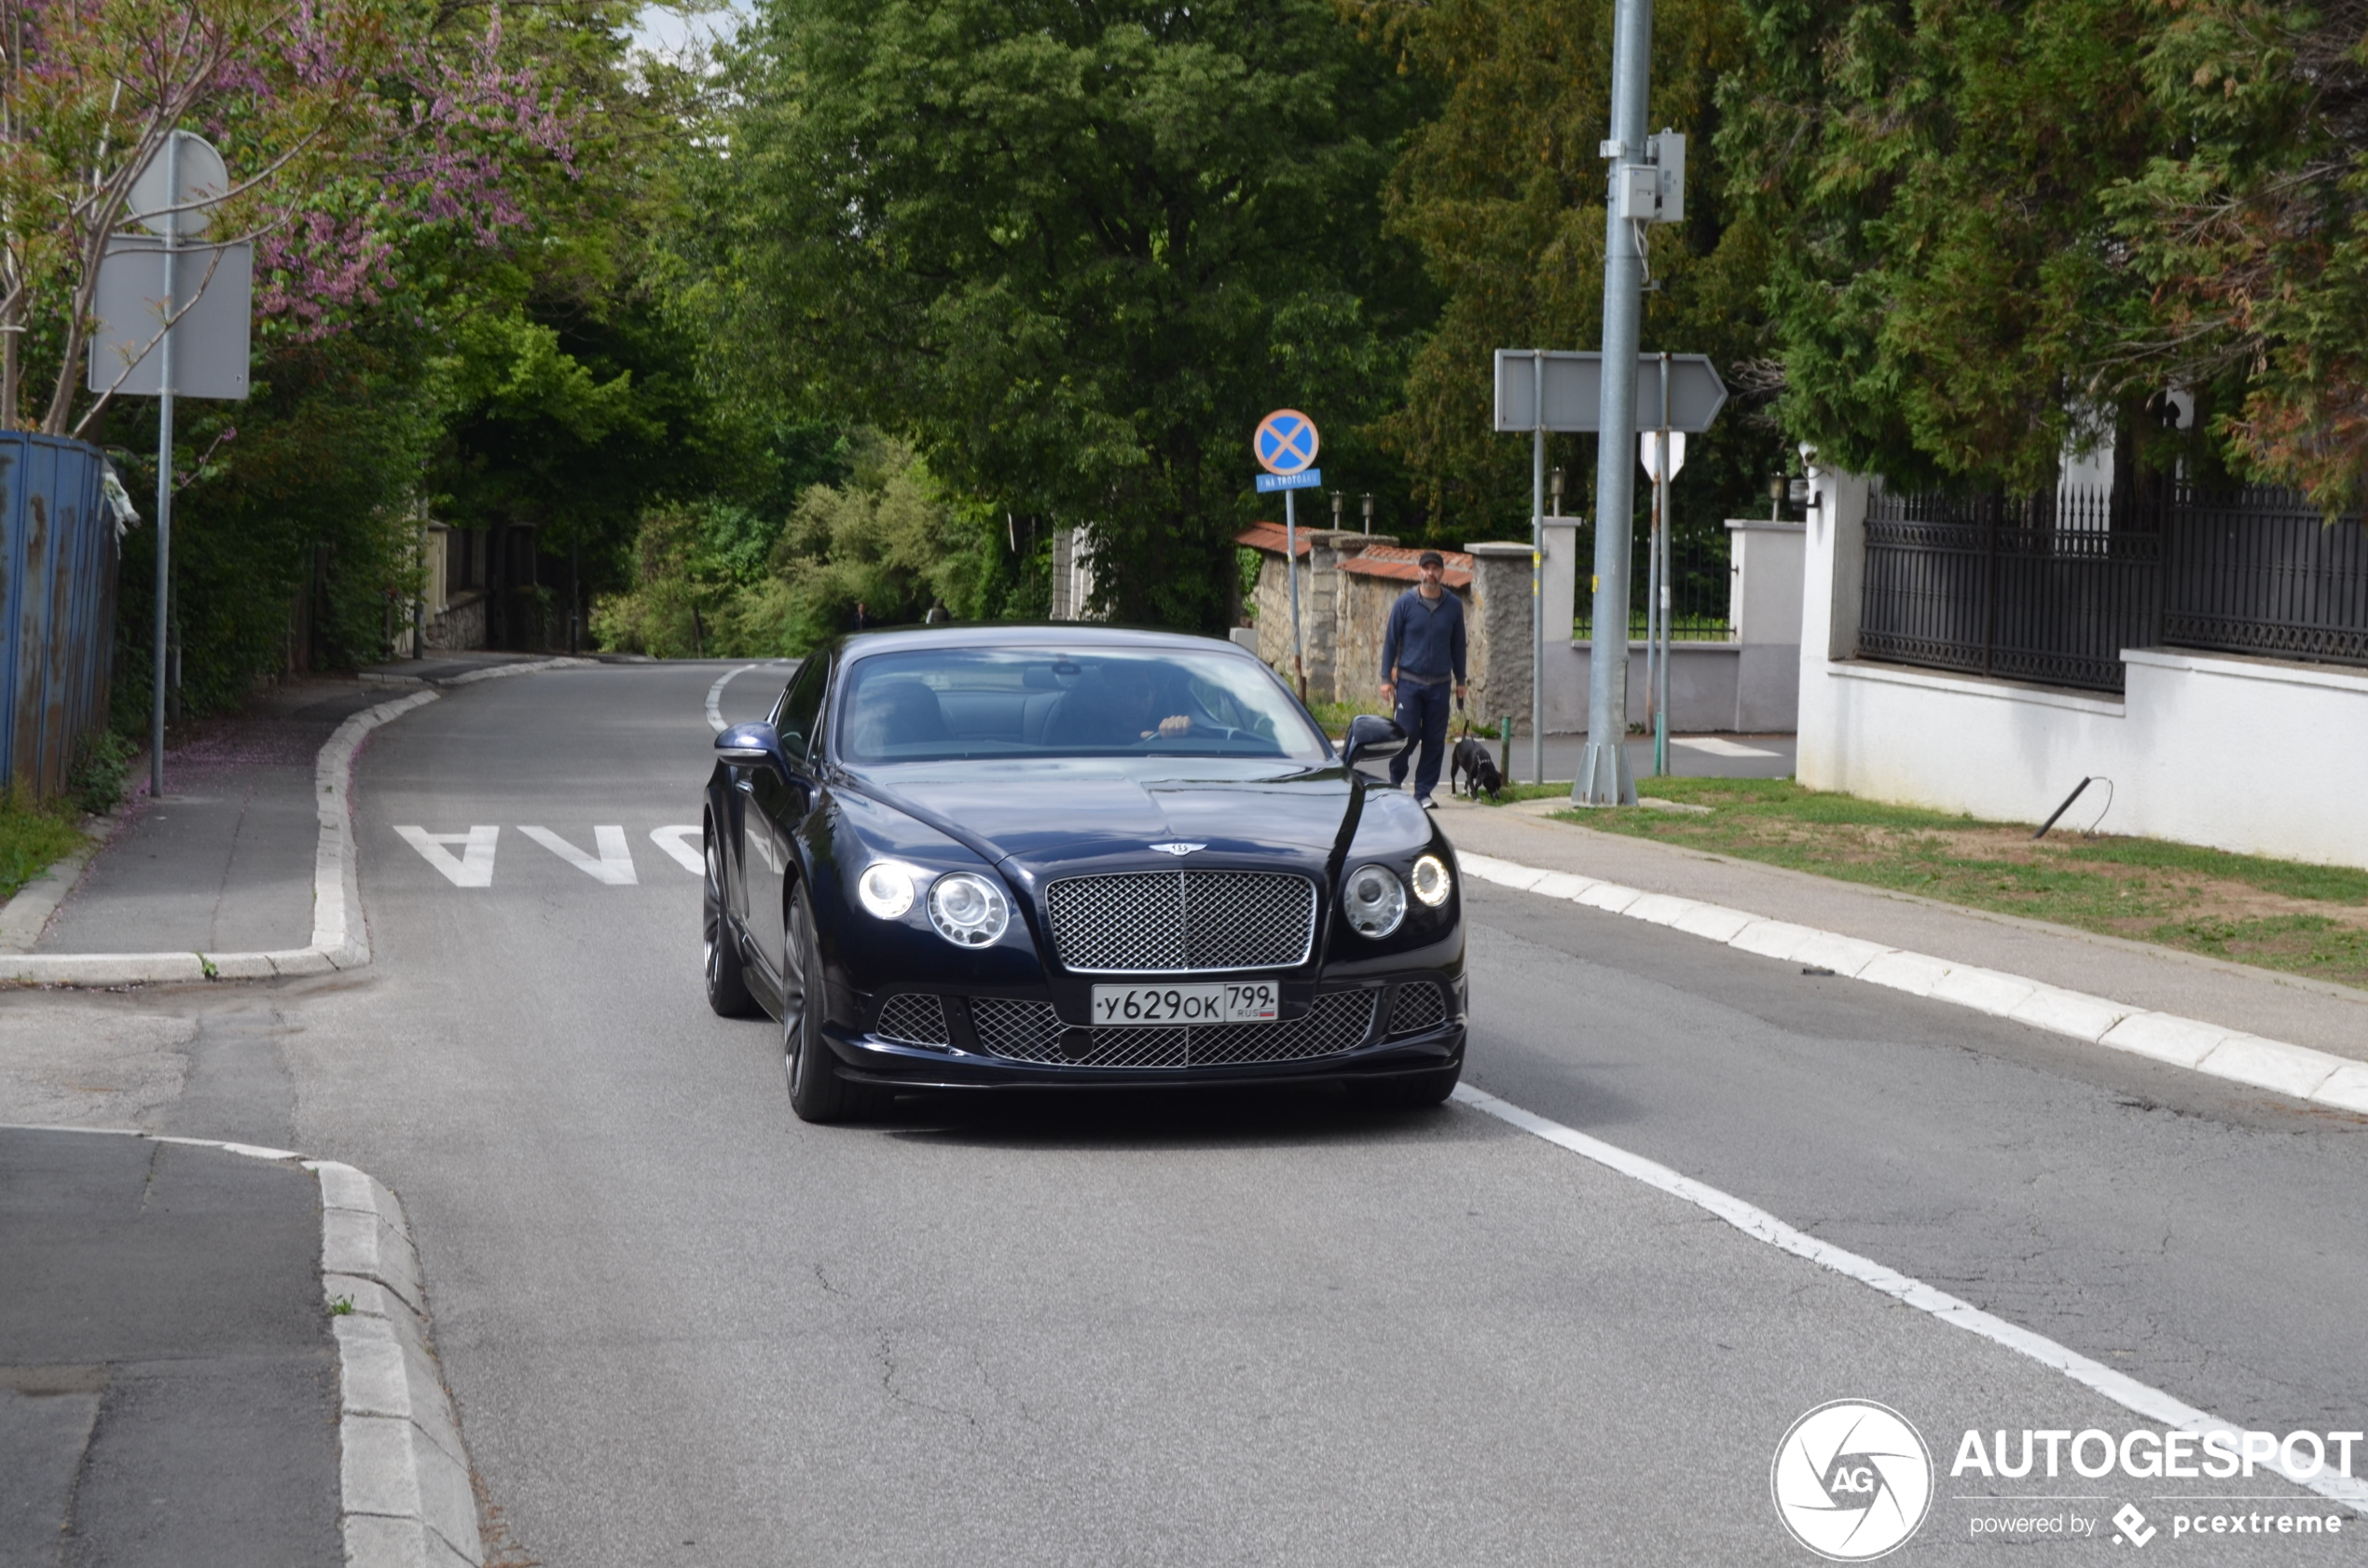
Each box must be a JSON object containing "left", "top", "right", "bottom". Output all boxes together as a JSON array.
[{"left": 746, "top": 655, "right": 827, "bottom": 976}]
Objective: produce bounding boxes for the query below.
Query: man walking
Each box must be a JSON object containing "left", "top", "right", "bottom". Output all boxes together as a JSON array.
[{"left": 1379, "top": 550, "right": 1467, "bottom": 807}]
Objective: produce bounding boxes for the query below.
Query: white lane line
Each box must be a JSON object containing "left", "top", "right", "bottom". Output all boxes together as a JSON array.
[
  {"left": 649, "top": 825, "right": 704, "bottom": 875},
  {"left": 393, "top": 825, "right": 499, "bottom": 887},
  {"left": 1671, "top": 736, "right": 1781, "bottom": 758},
  {"left": 706, "top": 663, "right": 763, "bottom": 733},
  {"left": 518, "top": 826, "right": 639, "bottom": 885},
  {"left": 1454, "top": 851, "right": 2368, "bottom": 1118},
  {"left": 1450, "top": 1083, "right": 2368, "bottom": 1515}
]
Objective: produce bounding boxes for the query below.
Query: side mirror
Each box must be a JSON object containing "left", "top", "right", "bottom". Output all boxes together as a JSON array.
[
  {"left": 715, "top": 721, "right": 781, "bottom": 764},
  {"left": 1342, "top": 713, "right": 1410, "bottom": 774}
]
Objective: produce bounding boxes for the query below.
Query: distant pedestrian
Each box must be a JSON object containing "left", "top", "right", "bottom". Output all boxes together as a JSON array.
[
  {"left": 1378, "top": 550, "right": 1467, "bottom": 808},
  {"left": 924, "top": 601, "right": 950, "bottom": 625},
  {"left": 851, "top": 600, "right": 871, "bottom": 633}
]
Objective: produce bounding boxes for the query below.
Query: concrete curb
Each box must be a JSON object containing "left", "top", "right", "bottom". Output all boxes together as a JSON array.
[
  {"left": 0, "top": 1127, "right": 487, "bottom": 1566},
  {"left": 0, "top": 656, "right": 593, "bottom": 989},
  {"left": 311, "top": 1159, "right": 486, "bottom": 1568},
  {"left": 0, "top": 808, "right": 124, "bottom": 954},
  {"left": 1458, "top": 850, "right": 2368, "bottom": 1118}
]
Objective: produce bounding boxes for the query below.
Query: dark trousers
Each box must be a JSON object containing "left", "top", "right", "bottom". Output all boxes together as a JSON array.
[{"left": 1389, "top": 679, "right": 1452, "bottom": 797}]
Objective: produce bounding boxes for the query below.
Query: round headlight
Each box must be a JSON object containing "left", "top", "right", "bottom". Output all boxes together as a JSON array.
[
  {"left": 856, "top": 860, "right": 916, "bottom": 918},
  {"left": 929, "top": 872, "right": 1011, "bottom": 946},
  {"left": 1342, "top": 863, "right": 1407, "bottom": 938},
  {"left": 1410, "top": 853, "right": 1452, "bottom": 908}
]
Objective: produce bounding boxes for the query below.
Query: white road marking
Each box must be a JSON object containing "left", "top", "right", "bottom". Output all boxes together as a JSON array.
[
  {"left": 1671, "top": 736, "right": 1780, "bottom": 758},
  {"left": 393, "top": 826, "right": 499, "bottom": 887},
  {"left": 706, "top": 663, "right": 764, "bottom": 734},
  {"left": 519, "top": 826, "right": 639, "bottom": 885},
  {"left": 1451, "top": 1083, "right": 2368, "bottom": 1516},
  {"left": 649, "top": 825, "right": 705, "bottom": 875}
]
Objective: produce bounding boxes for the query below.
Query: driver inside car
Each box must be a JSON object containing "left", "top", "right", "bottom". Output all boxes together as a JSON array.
[{"left": 1048, "top": 663, "right": 1195, "bottom": 745}]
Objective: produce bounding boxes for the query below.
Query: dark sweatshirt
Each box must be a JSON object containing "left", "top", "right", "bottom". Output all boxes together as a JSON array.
[{"left": 1380, "top": 586, "right": 1467, "bottom": 685}]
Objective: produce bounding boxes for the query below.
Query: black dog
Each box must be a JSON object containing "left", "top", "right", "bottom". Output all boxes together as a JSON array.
[{"left": 1451, "top": 731, "right": 1504, "bottom": 801}]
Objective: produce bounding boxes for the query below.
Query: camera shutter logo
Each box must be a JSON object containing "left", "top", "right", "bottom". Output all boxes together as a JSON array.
[{"left": 1770, "top": 1400, "right": 1934, "bottom": 1561}]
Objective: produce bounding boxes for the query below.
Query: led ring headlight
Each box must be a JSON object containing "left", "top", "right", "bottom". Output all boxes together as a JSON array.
[
  {"left": 929, "top": 872, "right": 1011, "bottom": 946},
  {"left": 1410, "top": 853, "right": 1452, "bottom": 908},
  {"left": 1342, "top": 863, "right": 1407, "bottom": 938},
  {"left": 856, "top": 860, "right": 917, "bottom": 919}
]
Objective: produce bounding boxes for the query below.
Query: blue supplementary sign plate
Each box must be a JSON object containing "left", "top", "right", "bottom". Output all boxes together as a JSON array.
[
  {"left": 1255, "top": 470, "right": 1322, "bottom": 493},
  {"left": 1254, "top": 409, "right": 1320, "bottom": 475}
]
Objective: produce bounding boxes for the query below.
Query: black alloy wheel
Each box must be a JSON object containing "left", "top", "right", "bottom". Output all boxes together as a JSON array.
[
  {"left": 783, "top": 883, "right": 878, "bottom": 1123},
  {"left": 703, "top": 829, "right": 758, "bottom": 1018}
]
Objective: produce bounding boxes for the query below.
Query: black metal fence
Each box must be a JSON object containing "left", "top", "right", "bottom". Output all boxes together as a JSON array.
[
  {"left": 1573, "top": 524, "right": 1732, "bottom": 641},
  {"left": 1859, "top": 485, "right": 2368, "bottom": 692}
]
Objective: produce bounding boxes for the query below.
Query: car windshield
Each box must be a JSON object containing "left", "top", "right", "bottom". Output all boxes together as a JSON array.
[{"left": 836, "top": 646, "right": 1331, "bottom": 765}]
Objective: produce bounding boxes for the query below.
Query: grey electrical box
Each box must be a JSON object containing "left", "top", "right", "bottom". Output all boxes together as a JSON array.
[
  {"left": 1617, "top": 164, "right": 1660, "bottom": 222},
  {"left": 1649, "top": 130, "right": 1686, "bottom": 224}
]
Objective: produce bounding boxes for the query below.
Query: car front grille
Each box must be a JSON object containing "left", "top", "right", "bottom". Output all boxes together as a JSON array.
[
  {"left": 1043, "top": 871, "right": 1316, "bottom": 973},
  {"left": 875, "top": 992, "right": 950, "bottom": 1046},
  {"left": 968, "top": 989, "right": 1375, "bottom": 1068},
  {"left": 1385, "top": 981, "right": 1449, "bottom": 1038}
]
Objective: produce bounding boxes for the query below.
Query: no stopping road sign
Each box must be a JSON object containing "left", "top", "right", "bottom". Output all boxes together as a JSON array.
[{"left": 1254, "top": 409, "right": 1319, "bottom": 475}]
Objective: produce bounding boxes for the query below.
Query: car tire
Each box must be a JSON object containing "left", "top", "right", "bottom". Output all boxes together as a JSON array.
[
  {"left": 703, "top": 828, "right": 760, "bottom": 1019},
  {"left": 1347, "top": 1058, "right": 1462, "bottom": 1109},
  {"left": 783, "top": 883, "right": 881, "bottom": 1123}
]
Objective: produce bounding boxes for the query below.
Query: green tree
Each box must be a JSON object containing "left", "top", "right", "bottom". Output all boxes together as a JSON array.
[
  {"left": 2103, "top": 0, "right": 2368, "bottom": 504},
  {"left": 691, "top": 0, "right": 1432, "bottom": 630},
  {"left": 1720, "top": 0, "right": 2164, "bottom": 489},
  {"left": 1359, "top": 0, "right": 1781, "bottom": 543}
]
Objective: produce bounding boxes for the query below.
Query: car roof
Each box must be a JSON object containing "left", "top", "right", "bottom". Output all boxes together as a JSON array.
[{"left": 834, "top": 623, "right": 1248, "bottom": 663}]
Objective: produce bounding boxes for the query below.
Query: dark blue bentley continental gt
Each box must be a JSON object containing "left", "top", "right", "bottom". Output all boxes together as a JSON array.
[{"left": 701, "top": 625, "right": 1466, "bottom": 1122}]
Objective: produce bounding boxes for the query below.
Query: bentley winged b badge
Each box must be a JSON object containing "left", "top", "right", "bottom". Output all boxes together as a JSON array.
[{"left": 1149, "top": 842, "right": 1206, "bottom": 857}]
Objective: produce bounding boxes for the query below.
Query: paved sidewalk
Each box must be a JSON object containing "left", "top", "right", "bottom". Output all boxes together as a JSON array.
[
  {"left": 25, "top": 654, "right": 562, "bottom": 957},
  {"left": 1433, "top": 798, "right": 2368, "bottom": 1066},
  {"left": 0, "top": 1128, "right": 339, "bottom": 1566}
]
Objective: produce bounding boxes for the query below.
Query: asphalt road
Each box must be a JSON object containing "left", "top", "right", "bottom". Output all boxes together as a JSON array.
[{"left": 131, "top": 663, "right": 2368, "bottom": 1562}]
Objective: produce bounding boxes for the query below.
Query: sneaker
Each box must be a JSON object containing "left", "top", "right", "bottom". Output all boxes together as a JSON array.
[{"left": 1417, "top": 794, "right": 1438, "bottom": 810}]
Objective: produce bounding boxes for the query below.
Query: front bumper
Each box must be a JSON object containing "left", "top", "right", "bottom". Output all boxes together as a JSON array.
[{"left": 826, "top": 972, "right": 1466, "bottom": 1092}]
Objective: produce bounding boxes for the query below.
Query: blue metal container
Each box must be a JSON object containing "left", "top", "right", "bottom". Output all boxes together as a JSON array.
[{"left": 0, "top": 433, "right": 117, "bottom": 798}]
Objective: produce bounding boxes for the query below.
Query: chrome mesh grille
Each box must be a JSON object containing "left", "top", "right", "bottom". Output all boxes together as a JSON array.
[
  {"left": 875, "top": 993, "right": 949, "bottom": 1046},
  {"left": 966, "top": 991, "right": 1374, "bottom": 1068},
  {"left": 1187, "top": 990, "right": 1376, "bottom": 1065},
  {"left": 1385, "top": 982, "right": 1449, "bottom": 1038},
  {"left": 970, "top": 997, "right": 1067, "bottom": 1061},
  {"left": 1045, "top": 871, "right": 1316, "bottom": 973}
]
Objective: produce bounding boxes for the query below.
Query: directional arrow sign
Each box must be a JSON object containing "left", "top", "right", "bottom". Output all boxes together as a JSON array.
[{"left": 1493, "top": 351, "right": 1728, "bottom": 433}]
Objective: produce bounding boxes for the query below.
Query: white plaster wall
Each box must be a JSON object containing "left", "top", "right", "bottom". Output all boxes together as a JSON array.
[{"left": 1797, "top": 468, "right": 2368, "bottom": 870}]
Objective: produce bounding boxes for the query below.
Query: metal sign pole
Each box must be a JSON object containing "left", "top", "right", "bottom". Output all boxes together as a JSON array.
[
  {"left": 149, "top": 131, "right": 181, "bottom": 802},
  {"left": 1644, "top": 434, "right": 1661, "bottom": 775},
  {"left": 1576, "top": 0, "right": 1653, "bottom": 805},
  {"left": 1531, "top": 350, "right": 1545, "bottom": 785},
  {"left": 1656, "top": 353, "right": 1673, "bottom": 777},
  {"left": 1285, "top": 486, "right": 1304, "bottom": 701}
]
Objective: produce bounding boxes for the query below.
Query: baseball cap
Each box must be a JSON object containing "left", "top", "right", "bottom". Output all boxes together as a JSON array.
[{"left": 1417, "top": 549, "right": 1444, "bottom": 568}]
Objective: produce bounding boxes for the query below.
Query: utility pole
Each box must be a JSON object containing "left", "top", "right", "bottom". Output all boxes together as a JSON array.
[{"left": 1576, "top": 0, "right": 1653, "bottom": 806}]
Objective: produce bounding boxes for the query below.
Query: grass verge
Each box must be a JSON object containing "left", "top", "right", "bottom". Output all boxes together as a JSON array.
[
  {"left": 0, "top": 796, "right": 87, "bottom": 905},
  {"left": 1523, "top": 776, "right": 2368, "bottom": 990}
]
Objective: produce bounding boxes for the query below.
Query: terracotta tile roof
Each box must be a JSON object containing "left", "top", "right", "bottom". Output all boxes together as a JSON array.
[
  {"left": 1340, "top": 555, "right": 1472, "bottom": 589},
  {"left": 1234, "top": 521, "right": 1310, "bottom": 557},
  {"left": 1233, "top": 528, "right": 1474, "bottom": 586}
]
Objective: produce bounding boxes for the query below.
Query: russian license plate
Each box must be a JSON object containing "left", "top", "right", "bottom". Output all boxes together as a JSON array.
[{"left": 1091, "top": 982, "right": 1279, "bottom": 1026}]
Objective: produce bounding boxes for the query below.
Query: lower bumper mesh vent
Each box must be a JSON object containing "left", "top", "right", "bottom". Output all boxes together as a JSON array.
[{"left": 970, "top": 990, "right": 1377, "bottom": 1068}]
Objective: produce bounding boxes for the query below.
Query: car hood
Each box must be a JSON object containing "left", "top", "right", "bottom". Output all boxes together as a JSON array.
[{"left": 853, "top": 759, "right": 1367, "bottom": 875}]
